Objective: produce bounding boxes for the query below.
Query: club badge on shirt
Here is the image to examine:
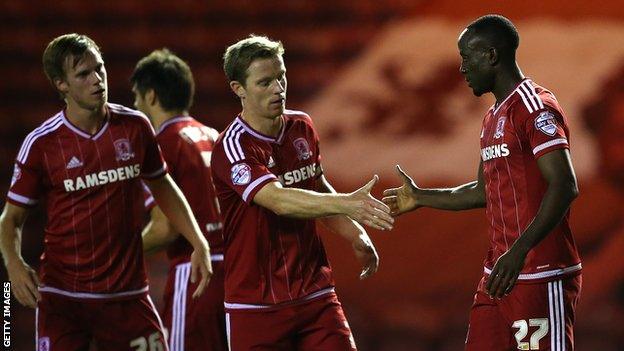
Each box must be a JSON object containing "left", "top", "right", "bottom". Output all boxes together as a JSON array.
[
  {"left": 534, "top": 111, "right": 558, "bottom": 136},
  {"left": 114, "top": 138, "right": 135, "bottom": 161},
  {"left": 494, "top": 116, "right": 506, "bottom": 139},
  {"left": 293, "top": 138, "right": 312, "bottom": 161},
  {"left": 231, "top": 163, "right": 251, "bottom": 185}
]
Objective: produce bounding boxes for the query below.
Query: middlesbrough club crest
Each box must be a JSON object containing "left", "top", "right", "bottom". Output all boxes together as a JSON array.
[
  {"left": 493, "top": 116, "right": 506, "bottom": 139},
  {"left": 114, "top": 139, "right": 135, "bottom": 161},
  {"left": 293, "top": 138, "right": 312, "bottom": 160}
]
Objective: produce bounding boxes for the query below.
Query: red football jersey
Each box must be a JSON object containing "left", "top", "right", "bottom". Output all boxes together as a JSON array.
[
  {"left": 7, "top": 103, "right": 167, "bottom": 299},
  {"left": 150, "top": 116, "right": 224, "bottom": 265},
  {"left": 480, "top": 79, "right": 581, "bottom": 282},
  {"left": 212, "top": 110, "right": 335, "bottom": 309}
]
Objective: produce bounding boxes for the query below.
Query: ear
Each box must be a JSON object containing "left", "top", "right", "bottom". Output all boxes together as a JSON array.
[
  {"left": 230, "top": 81, "right": 246, "bottom": 99},
  {"left": 145, "top": 89, "right": 157, "bottom": 107},
  {"left": 54, "top": 77, "right": 69, "bottom": 95},
  {"left": 487, "top": 47, "right": 499, "bottom": 66}
]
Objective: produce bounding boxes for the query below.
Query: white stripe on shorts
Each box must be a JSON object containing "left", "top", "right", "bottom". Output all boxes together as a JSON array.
[
  {"left": 170, "top": 262, "right": 191, "bottom": 351},
  {"left": 548, "top": 280, "right": 566, "bottom": 351}
]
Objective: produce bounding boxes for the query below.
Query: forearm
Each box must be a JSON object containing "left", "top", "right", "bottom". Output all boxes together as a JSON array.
[
  {"left": 512, "top": 182, "right": 577, "bottom": 254},
  {"left": 141, "top": 220, "right": 177, "bottom": 255},
  {"left": 266, "top": 186, "right": 347, "bottom": 219},
  {"left": 418, "top": 181, "right": 485, "bottom": 211},
  {"left": 316, "top": 176, "right": 365, "bottom": 241},
  {"left": 146, "top": 176, "right": 208, "bottom": 251},
  {"left": 0, "top": 222, "right": 22, "bottom": 266}
]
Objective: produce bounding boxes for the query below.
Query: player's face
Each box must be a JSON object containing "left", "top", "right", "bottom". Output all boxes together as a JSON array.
[
  {"left": 57, "top": 48, "right": 107, "bottom": 111},
  {"left": 458, "top": 30, "right": 494, "bottom": 97},
  {"left": 241, "top": 56, "right": 287, "bottom": 119}
]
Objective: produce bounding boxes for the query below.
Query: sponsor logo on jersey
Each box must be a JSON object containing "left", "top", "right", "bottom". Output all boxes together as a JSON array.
[
  {"left": 534, "top": 111, "right": 558, "bottom": 136},
  {"left": 11, "top": 164, "right": 21, "bottom": 186},
  {"left": 267, "top": 156, "right": 276, "bottom": 168},
  {"left": 63, "top": 164, "right": 141, "bottom": 192},
  {"left": 278, "top": 162, "right": 319, "bottom": 186},
  {"left": 481, "top": 144, "right": 510, "bottom": 161},
  {"left": 493, "top": 116, "right": 506, "bottom": 139},
  {"left": 231, "top": 163, "right": 251, "bottom": 185},
  {"left": 114, "top": 138, "right": 135, "bottom": 161},
  {"left": 66, "top": 156, "right": 84, "bottom": 169},
  {"left": 38, "top": 337, "right": 50, "bottom": 351},
  {"left": 293, "top": 138, "right": 312, "bottom": 161}
]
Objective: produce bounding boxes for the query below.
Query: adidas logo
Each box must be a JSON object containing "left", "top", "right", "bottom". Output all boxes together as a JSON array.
[
  {"left": 267, "top": 156, "right": 276, "bottom": 168},
  {"left": 66, "top": 156, "right": 83, "bottom": 169}
]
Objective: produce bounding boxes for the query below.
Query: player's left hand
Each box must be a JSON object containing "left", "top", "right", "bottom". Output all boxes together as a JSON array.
[
  {"left": 352, "top": 233, "right": 379, "bottom": 279},
  {"left": 190, "top": 246, "right": 213, "bottom": 298},
  {"left": 485, "top": 246, "right": 528, "bottom": 298}
]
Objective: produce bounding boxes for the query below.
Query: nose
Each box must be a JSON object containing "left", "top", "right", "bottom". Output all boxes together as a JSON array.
[{"left": 275, "top": 79, "right": 285, "bottom": 93}]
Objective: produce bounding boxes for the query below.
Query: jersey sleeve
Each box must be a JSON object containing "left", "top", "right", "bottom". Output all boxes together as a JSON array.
[
  {"left": 521, "top": 106, "right": 569, "bottom": 159},
  {"left": 142, "top": 181, "right": 156, "bottom": 211},
  {"left": 212, "top": 141, "right": 277, "bottom": 205},
  {"left": 138, "top": 116, "right": 168, "bottom": 179},
  {"left": 6, "top": 140, "right": 44, "bottom": 207}
]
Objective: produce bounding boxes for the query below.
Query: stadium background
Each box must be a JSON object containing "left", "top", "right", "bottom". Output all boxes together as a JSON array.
[{"left": 2, "top": 1, "right": 624, "bottom": 350}]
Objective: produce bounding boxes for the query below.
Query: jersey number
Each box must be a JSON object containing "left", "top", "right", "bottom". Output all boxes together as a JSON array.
[
  {"left": 512, "top": 318, "right": 549, "bottom": 350},
  {"left": 130, "top": 332, "right": 164, "bottom": 351}
]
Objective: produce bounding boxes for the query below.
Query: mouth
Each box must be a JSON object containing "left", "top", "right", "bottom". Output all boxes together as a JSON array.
[
  {"left": 92, "top": 87, "right": 106, "bottom": 96},
  {"left": 270, "top": 97, "right": 285, "bottom": 105}
]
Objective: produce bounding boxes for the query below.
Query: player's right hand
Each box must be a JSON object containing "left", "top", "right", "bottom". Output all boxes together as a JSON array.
[
  {"left": 345, "top": 175, "right": 394, "bottom": 231},
  {"left": 382, "top": 165, "right": 421, "bottom": 216},
  {"left": 190, "top": 246, "right": 213, "bottom": 299},
  {"left": 6, "top": 259, "right": 40, "bottom": 308}
]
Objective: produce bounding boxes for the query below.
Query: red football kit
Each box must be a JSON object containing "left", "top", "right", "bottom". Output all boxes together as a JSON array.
[
  {"left": 8, "top": 103, "right": 168, "bottom": 351},
  {"left": 144, "top": 116, "right": 226, "bottom": 351},
  {"left": 466, "top": 79, "right": 582, "bottom": 351},
  {"left": 211, "top": 110, "right": 356, "bottom": 350}
]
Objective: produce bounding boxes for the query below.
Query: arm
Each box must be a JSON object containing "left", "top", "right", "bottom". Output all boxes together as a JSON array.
[
  {"left": 144, "top": 174, "right": 211, "bottom": 297},
  {"left": 0, "top": 203, "right": 40, "bottom": 308},
  {"left": 252, "top": 175, "right": 394, "bottom": 231},
  {"left": 486, "top": 149, "right": 578, "bottom": 297},
  {"left": 382, "top": 162, "right": 486, "bottom": 216},
  {"left": 142, "top": 205, "right": 179, "bottom": 255},
  {"left": 315, "top": 175, "right": 379, "bottom": 279}
]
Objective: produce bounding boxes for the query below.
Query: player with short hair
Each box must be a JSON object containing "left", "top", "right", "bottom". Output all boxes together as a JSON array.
[
  {"left": 383, "top": 15, "right": 582, "bottom": 350},
  {"left": 212, "top": 35, "right": 394, "bottom": 350},
  {"left": 132, "top": 48, "right": 227, "bottom": 351},
  {"left": 0, "top": 33, "right": 212, "bottom": 351}
]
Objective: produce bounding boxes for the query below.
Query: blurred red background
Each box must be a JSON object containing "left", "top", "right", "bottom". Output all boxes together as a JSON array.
[{"left": 2, "top": 1, "right": 624, "bottom": 350}]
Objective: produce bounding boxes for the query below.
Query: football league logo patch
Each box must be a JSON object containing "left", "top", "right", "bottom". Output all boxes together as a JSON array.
[
  {"left": 293, "top": 138, "right": 312, "bottom": 161},
  {"left": 114, "top": 138, "right": 135, "bottom": 161},
  {"left": 38, "top": 337, "right": 50, "bottom": 351},
  {"left": 231, "top": 163, "right": 251, "bottom": 185},
  {"left": 494, "top": 116, "right": 506, "bottom": 139},
  {"left": 534, "top": 111, "right": 558, "bottom": 136},
  {"left": 10, "top": 164, "right": 21, "bottom": 186}
]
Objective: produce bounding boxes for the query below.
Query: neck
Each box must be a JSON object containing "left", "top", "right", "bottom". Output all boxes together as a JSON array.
[
  {"left": 241, "top": 109, "right": 282, "bottom": 137},
  {"left": 492, "top": 62, "right": 525, "bottom": 105},
  {"left": 152, "top": 109, "right": 189, "bottom": 132},
  {"left": 65, "top": 101, "right": 107, "bottom": 135}
]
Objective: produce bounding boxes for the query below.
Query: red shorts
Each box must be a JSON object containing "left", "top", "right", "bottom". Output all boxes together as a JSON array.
[
  {"left": 226, "top": 292, "right": 357, "bottom": 351},
  {"left": 36, "top": 292, "right": 167, "bottom": 351},
  {"left": 465, "top": 274, "right": 582, "bottom": 351},
  {"left": 161, "top": 260, "right": 227, "bottom": 351}
]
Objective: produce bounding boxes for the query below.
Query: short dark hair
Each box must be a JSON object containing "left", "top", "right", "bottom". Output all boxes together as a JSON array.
[
  {"left": 131, "top": 49, "right": 195, "bottom": 112},
  {"left": 223, "top": 35, "right": 284, "bottom": 85},
  {"left": 42, "top": 33, "right": 101, "bottom": 86},
  {"left": 466, "top": 14, "right": 519, "bottom": 58}
]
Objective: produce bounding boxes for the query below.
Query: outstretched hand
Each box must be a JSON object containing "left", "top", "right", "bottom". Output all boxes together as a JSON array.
[
  {"left": 382, "top": 165, "right": 421, "bottom": 216},
  {"left": 345, "top": 175, "right": 394, "bottom": 231}
]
